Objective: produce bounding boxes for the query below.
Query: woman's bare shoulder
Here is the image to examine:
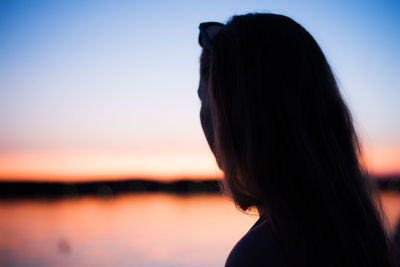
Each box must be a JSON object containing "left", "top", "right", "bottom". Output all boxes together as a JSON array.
[{"left": 225, "top": 220, "right": 285, "bottom": 267}]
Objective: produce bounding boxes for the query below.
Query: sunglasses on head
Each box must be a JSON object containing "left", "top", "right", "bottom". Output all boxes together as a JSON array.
[{"left": 198, "top": 22, "right": 224, "bottom": 50}]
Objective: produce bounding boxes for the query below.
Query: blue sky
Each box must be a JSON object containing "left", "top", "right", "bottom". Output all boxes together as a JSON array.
[{"left": 0, "top": 0, "right": 399, "bottom": 179}]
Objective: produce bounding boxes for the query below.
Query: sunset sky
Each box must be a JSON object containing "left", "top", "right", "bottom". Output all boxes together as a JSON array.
[{"left": 0, "top": 0, "right": 399, "bottom": 181}]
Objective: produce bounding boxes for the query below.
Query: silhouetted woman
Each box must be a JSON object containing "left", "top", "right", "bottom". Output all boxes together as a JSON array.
[{"left": 197, "top": 13, "right": 397, "bottom": 266}]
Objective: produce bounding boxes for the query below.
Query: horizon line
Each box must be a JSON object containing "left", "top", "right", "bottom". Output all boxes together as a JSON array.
[{"left": 0, "top": 173, "right": 399, "bottom": 184}]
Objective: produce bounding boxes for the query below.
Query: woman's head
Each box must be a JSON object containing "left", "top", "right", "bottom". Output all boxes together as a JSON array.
[
  {"left": 198, "top": 13, "right": 393, "bottom": 266},
  {"left": 200, "top": 13, "right": 360, "bottom": 210}
]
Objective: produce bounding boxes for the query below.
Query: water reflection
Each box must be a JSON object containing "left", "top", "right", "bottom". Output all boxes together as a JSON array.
[
  {"left": 0, "top": 194, "right": 258, "bottom": 267},
  {"left": 0, "top": 193, "right": 399, "bottom": 267},
  {"left": 381, "top": 192, "right": 400, "bottom": 233}
]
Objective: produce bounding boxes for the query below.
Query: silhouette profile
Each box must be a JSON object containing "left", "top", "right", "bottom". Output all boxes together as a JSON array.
[{"left": 198, "top": 13, "right": 398, "bottom": 267}]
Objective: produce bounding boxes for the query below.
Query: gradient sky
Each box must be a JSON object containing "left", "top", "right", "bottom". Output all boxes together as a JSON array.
[{"left": 0, "top": 0, "right": 399, "bottom": 181}]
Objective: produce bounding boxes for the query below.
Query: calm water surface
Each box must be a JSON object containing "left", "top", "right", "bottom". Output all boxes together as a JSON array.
[
  {"left": 0, "top": 194, "right": 258, "bottom": 267},
  {"left": 0, "top": 193, "right": 399, "bottom": 267}
]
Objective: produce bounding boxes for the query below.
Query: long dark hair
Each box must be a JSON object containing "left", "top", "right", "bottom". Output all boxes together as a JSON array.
[{"left": 200, "top": 13, "right": 393, "bottom": 266}]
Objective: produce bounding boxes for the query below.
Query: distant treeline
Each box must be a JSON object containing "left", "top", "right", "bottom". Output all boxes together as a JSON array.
[
  {"left": 0, "top": 179, "right": 221, "bottom": 199},
  {"left": 0, "top": 175, "right": 399, "bottom": 200}
]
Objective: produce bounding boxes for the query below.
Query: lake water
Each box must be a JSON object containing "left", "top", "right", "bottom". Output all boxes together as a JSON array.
[{"left": 0, "top": 193, "right": 399, "bottom": 267}]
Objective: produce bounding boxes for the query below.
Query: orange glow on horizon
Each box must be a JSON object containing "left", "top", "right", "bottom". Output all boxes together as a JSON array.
[
  {"left": 364, "top": 145, "right": 400, "bottom": 176},
  {"left": 0, "top": 150, "right": 222, "bottom": 182},
  {"left": 0, "top": 145, "right": 398, "bottom": 182}
]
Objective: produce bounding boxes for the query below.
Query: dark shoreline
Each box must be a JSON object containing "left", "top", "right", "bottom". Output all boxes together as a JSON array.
[
  {"left": 0, "top": 174, "right": 399, "bottom": 200},
  {"left": 0, "top": 179, "right": 221, "bottom": 200}
]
